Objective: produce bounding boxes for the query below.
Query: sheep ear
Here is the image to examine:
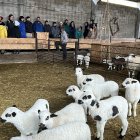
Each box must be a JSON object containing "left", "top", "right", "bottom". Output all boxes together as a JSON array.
[
  {"left": 12, "top": 105, "right": 17, "bottom": 107},
  {"left": 50, "top": 113, "right": 58, "bottom": 118}
]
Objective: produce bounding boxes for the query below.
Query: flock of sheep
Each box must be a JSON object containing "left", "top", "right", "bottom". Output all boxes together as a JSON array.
[
  {"left": 103, "top": 54, "right": 140, "bottom": 78},
  {"left": 0, "top": 67, "right": 140, "bottom": 140}
]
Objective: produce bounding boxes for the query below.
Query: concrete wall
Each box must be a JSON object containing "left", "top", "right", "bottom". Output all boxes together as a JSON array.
[
  {"left": 0, "top": 0, "right": 91, "bottom": 26},
  {"left": 0, "top": 0, "right": 138, "bottom": 38},
  {"left": 94, "top": 2, "right": 138, "bottom": 38}
]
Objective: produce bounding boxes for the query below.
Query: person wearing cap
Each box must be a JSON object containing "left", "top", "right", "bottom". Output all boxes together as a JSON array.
[
  {"left": 6, "top": 14, "right": 15, "bottom": 38},
  {"left": 33, "top": 17, "right": 44, "bottom": 33},
  {"left": 44, "top": 20, "right": 51, "bottom": 37},
  {"left": 0, "top": 16, "right": 5, "bottom": 26},
  {"left": 19, "top": 16, "right": 26, "bottom": 38},
  {"left": 25, "top": 16, "right": 33, "bottom": 38}
]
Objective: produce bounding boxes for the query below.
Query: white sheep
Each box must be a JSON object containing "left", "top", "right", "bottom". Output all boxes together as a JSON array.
[
  {"left": 127, "top": 54, "right": 140, "bottom": 78},
  {"left": 38, "top": 103, "right": 87, "bottom": 131},
  {"left": 102, "top": 59, "right": 115, "bottom": 70},
  {"left": 122, "top": 78, "right": 140, "bottom": 117},
  {"left": 10, "top": 122, "right": 91, "bottom": 140},
  {"left": 0, "top": 99, "right": 49, "bottom": 136},
  {"left": 82, "top": 79, "right": 119, "bottom": 101},
  {"left": 74, "top": 53, "right": 84, "bottom": 66},
  {"left": 78, "top": 93, "right": 128, "bottom": 140},
  {"left": 84, "top": 55, "right": 90, "bottom": 69},
  {"left": 75, "top": 67, "right": 105, "bottom": 89}
]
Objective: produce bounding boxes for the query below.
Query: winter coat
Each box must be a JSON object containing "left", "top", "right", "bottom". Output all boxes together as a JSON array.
[
  {"left": 44, "top": 24, "right": 51, "bottom": 37},
  {"left": 19, "top": 21, "right": 26, "bottom": 38},
  {"left": 83, "top": 26, "right": 89, "bottom": 38},
  {"left": 75, "top": 29, "right": 83, "bottom": 39},
  {"left": 25, "top": 21, "right": 33, "bottom": 33},
  {"left": 64, "top": 24, "right": 70, "bottom": 35},
  {"left": 51, "top": 26, "right": 60, "bottom": 38},
  {"left": 61, "top": 31, "right": 68, "bottom": 44},
  {"left": 6, "top": 20, "right": 15, "bottom": 38},
  {"left": 0, "top": 25, "right": 7, "bottom": 38},
  {"left": 33, "top": 21, "right": 44, "bottom": 32},
  {"left": 69, "top": 26, "right": 76, "bottom": 39}
]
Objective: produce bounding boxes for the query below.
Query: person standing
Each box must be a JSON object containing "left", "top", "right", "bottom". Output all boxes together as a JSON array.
[
  {"left": 25, "top": 16, "right": 33, "bottom": 38},
  {"left": 44, "top": 20, "right": 51, "bottom": 37},
  {"left": 63, "top": 19, "right": 70, "bottom": 36},
  {"left": 33, "top": 17, "right": 44, "bottom": 33},
  {"left": 19, "top": 16, "right": 26, "bottom": 38},
  {"left": 6, "top": 14, "right": 15, "bottom": 38},
  {"left": 75, "top": 26, "right": 83, "bottom": 39},
  {"left": 69, "top": 21, "right": 76, "bottom": 38},
  {"left": 55, "top": 27, "right": 68, "bottom": 60},
  {"left": 51, "top": 22, "right": 60, "bottom": 38},
  {"left": 0, "top": 16, "right": 7, "bottom": 38},
  {"left": 83, "top": 22, "right": 89, "bottom": 38}
]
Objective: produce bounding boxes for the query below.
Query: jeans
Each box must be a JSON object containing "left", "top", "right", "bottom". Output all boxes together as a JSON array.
[{"left": 55, "top": 41, "right": 67, "bottom": 60}]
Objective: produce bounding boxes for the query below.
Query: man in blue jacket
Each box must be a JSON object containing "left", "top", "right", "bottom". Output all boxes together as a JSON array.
[{"left": 33, "top": 17, "right": 44, "bottom": 33}]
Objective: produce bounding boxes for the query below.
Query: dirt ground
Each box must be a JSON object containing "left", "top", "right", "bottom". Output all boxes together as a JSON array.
[{"left": 0, "top": 62, "right": 139, "bottom": 140}]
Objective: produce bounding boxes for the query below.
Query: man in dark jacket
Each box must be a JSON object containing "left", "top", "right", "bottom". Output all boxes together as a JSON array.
[
  {"left": 25, "top": 16, "right": 33, "bottom": 38},
  {"left": 44, "top": 20, "right": 51, "bottom": 37},
  {"left": 33, "top": 17, "right": 44, "bottom": 33},
  {"left": 6, "top": 14, "right": 15, "bottom": 38}
]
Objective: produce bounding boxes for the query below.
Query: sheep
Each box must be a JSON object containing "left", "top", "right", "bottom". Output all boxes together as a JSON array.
[
  {"left": 78, "top": 93, "right": 128, "bottom": 140},
  {"left": 0, "top": 99, "right": 49, "bottom": 136},
  {"left": 122, "top": 78, "right": 140, "bottom": 117},
  {"left": 38, "top": 103, "right": 87, "bottom": 132},
  {"left": 102, "top": 59, "right": 115, "bottom": 70},
  {"left": 112, "top": 57, "right": 126, "bottom": 71},
  {"left": 75, "top": 67, "right": 105, "bottom": 89},
  {"left": 73, "top": 52, "right": 84, "bottom": 66},
  {"left": 127, "top": 54, "right": 140, "bottom": 78},
  {"left": 82, "top": 78, "right": 119, "bottom": 101},
  {"left": 84, "top": 53, "right": 90, "bottom": 69},
  {"left": 10, "top": 122, "right": 91, "bottom": 140}
]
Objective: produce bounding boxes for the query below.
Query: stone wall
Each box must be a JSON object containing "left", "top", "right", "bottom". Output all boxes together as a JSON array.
[{"left": 0, "top": 0, "right": 139, "bottom": 38}]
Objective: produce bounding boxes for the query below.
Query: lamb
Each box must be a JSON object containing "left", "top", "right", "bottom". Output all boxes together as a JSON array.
[
  {"left": 82, "top": 78, "right": 119, "bottom": 101},
  {"left": 78, "top": 92, "right": 128, "bottom": 140},
  {"left": 102, "top": 59, "right": 115, "bottom": 70},
  {"left": 75, "top": 67, "right": 105, "bottom": 89},
  {"left": 10, "top": 122, "right": 91, "bottom": 140},
  {"left": 84, "top": 53, "right": 90, "bottom": 69},
  {"left": 122, "top": 78, "right": 140, "bottom": 117},
  {"left": 38, "top": 103, "right": 87, "bottom": 131},
  {"left": 0, "top": 99, "right": 49, "bottom": 136},
  {"left": 74, "top": 53, "right": 84, "bottom": 66},
  {"left": 112, "top": 57, "right": 126, "bottom": 71}
]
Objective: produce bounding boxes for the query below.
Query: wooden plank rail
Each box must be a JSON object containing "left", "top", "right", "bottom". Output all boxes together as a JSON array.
[{"left": 0, "top": 33, "right": 139, "bottom": 51}]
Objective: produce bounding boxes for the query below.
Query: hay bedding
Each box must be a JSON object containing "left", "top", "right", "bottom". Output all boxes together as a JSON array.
[{"left": 0, "top": 62, "right": 139, "bottom": 140}]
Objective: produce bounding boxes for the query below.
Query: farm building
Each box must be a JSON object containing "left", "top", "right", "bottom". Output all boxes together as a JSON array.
[{"left": 0, "top": 0, "right": 140, "bottom": 140}]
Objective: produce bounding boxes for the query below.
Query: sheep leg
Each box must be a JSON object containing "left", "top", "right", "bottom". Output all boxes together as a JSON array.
[
  {"left": 128, "top": 103, "right": 132, "bottom": 117},
  {"left": 119, "top": 117, "right": 128, "bottom": 138},
  {"left": 133, "top": 100, "right": 139, "bottom": 117},
  {"left": 99, "top": 121, "right": 106, "bottom": 140},
  {"left": 96, "top": 121, "right": 101, "bottom": 139},
  {"left": 132, "top": 71, "right": 135, "bottom": 78},
  {"left": 128, "top": 71, "right": 131, "bottom": 78}
]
